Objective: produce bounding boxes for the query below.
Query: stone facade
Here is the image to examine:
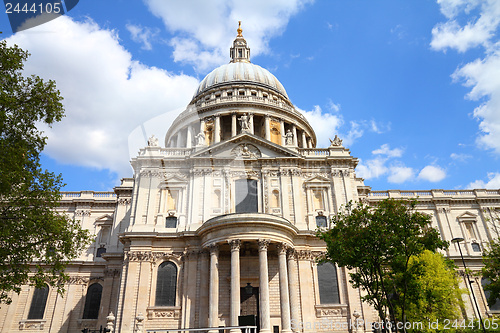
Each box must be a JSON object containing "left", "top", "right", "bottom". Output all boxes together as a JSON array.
[{"left": 0, "top": 26, "right": 499, "bottom": 333}]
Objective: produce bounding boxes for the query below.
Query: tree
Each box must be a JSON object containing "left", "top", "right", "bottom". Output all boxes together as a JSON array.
[
  {"left": 0, "top": 40, "right": 90, "bottom": 304},
  {"left": 482, "top": 239, "right": 500, "bottom": 309},
  {"left": 401, "top": 250, "right": 464, "bottom": 326},
  {"left": 317, "top": 199, "right": 448, "bottom": 332}
]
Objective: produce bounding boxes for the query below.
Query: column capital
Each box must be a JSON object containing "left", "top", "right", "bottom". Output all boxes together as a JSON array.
[
  {"left": 258, "top": 239, "right": 270, "bottom": 251},
  {"left": 277, "top": 242, "right": 290, "bottom": 255},
  {"left": 228, "top": 239, "right": 241, "bottom": 251},
  {"left": 207, "top": 243, "right": 219, "bottom": 255},
  {"left": 287, "top": 248, "right": 297, "bottom": 260}
]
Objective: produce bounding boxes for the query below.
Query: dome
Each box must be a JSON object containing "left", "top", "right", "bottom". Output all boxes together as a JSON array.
[{"left": 193, "top": 62, "right": 289, "bottom": 100}]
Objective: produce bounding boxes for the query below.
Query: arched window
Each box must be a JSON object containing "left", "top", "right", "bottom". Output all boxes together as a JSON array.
[
  {"left": 28, "top": 284, "right": 49, "bottom": 319},
  {"left": 83, "top": 283, "right": 103, "bottom": 319},
  {"left": 271, "top": 190, "right": 280, "bottom": 208},
  {"left": 317, "top": 262, "right": 340, "bottom": 304},
  {"left": 312, "top": 189, "right": 324, "bottom": 210},
  {"left": 96, "top": 247, "right": 106, "bottom": 258},
  {"left": 213, "top": 189, "right": 221, "bottom": 209},
  {"left": 156, "top": 261, "right": 177, "bottom": 306}
]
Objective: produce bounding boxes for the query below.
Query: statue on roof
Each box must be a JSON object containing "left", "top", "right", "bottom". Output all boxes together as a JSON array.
[
  {"left": 329, "top": 135, "right": 343, "bottom": 147},
  {"left": 148, "top": 135, "right": 159, "bottom": 147}
]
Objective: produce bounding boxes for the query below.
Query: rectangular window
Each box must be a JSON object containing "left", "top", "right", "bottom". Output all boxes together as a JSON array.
[
  {"left": 316, "top": 216, "right": 328, "bottom": 228},
  {"left": 235, "top": 179, "right": 258, "bottom": 213},
  {"left": 165, "top": 216, "right": 178, "bottom": 228}
]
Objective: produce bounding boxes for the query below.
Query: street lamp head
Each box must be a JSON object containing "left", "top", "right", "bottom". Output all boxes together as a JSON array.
[{"left": 451, "top": 237, "right": 465, "bottom": 243}]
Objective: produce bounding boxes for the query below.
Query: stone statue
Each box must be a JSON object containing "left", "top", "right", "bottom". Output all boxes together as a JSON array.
[
  {"left": 195, "top": 132, "right": 206, "bottom": 146},
  {"left": 238, "top": 113, "right": 250, "bottom": 133},
  {"left": 329, "top": 135, "right": 342, "bottom": 147},
  {"left": 284, "top": 129, "right": 294, "bottom": 145},
  {"left": 148, "top": 135, "right": 159, "bottom": 147}
]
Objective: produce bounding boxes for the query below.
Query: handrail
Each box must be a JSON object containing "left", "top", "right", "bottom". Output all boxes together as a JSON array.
[{"left": 146, "top": 326, "right": 257, "bottom": 333}]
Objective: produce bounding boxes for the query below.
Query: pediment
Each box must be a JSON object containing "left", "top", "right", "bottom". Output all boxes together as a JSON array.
[
  {"left": 457, "top": 211, "right": 477, "bottom": 221},
  {"left": 189, "top": 133, "right": 301, "bottom": 159},
  {"left": 94, "top": 214, "right": 113, "bottom": 227},
  {"left": 163, "top": 175, "right": 188, "bottom": 184},
  {"left": 304, "top": 175, "right": 331, "bottom": 183}
]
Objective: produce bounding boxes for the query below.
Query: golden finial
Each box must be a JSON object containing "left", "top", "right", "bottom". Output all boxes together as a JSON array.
[{"left": 237, "top": 21, "right": 243, "bottom": 37}]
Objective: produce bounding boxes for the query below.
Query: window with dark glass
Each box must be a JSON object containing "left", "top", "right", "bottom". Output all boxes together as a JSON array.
[
  {"left": 165, "top": 216, "right": 178, "bottom": 228},
  {"left": 27, "top": 284, "right": 49, "bottom": 319},
  {"left": 83, "top": 283, "right": 103, "bottom": 319},
  {"left": 471, "top": 242, "right": 481, "bottom": 252},
  {"left": 156, "top": 261, "right": 177, "bottom": 306},
  {"left": 96, "top": 247, "right": 106, "bottom": 257},
  {"left": 316, "top": 215, "right": 328, "bottom": 228},
  {"left": 235, "top": 179, "right": 258, "bottom": 213},
  {"left": 317, "top": 262, "right": 340, "bottom": 304},
  {"left": 482, "top": 278, "right": 500, "bottom": 311}
]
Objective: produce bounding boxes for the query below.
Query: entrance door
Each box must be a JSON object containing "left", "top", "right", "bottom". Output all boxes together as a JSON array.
[{"left": 240, "top": 286, "right": 259, "bottom": 331}]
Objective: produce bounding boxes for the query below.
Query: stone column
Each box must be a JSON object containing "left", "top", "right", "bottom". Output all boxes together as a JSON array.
[
  {"left": 301, "top": 131, "right": 307, "bottom": 148},
  {"left": 229, "top": 240, "right": 241, "bottom": 333},
  {"left": 198, "top": 250, "right": 209, "bottom": 328},
  {"left": 232, "top": 113, "right": 237, "bottom": 137},
  {"left": 214, "top": 114, "right": 221, "bottom": 143},
  {"left": 186, "top": 125, "right": 193, "bottom": 148},
  {"left": 264, "top": 116, "right": 271, "bottom": 141},
  {"left": 208, "top": 244, "right": 219, "bottom": 333},
  {"left": 280, "top": 121, "right": 286, "bottom": 146},
  {"left": 307, "top": 138, "right": 313, "bottom": 148},
  {"left": 277, "top": 243, "right": 292, "bottom": 333},
  {"left": 258, "top": 239, "right": 272, "bottom": 333},
  {"left": 292, "top": 125, "right": 298, "bottom": 147},
  {"left": 249, "top": 113, "right": 254, "bottom": 135},
  {"left": 176, "top": 131, "right": 182, "bottom": 148},
  {"left": 287, "top": 249, "right": 300, "bottom": 332}
]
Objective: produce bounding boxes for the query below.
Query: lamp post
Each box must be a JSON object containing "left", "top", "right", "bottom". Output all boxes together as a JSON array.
[{"left": 451, "top": 237, "right": 486, "bottom": 333}]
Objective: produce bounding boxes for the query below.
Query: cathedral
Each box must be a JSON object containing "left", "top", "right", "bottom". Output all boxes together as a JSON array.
[{"left": 0, "top": 24, "right": 499, "bottom": 333}]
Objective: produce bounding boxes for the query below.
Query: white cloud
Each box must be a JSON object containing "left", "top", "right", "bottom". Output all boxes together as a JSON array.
[
  {"left": 418, "top": 165, "right": 447, "bottom": 182},
  {"left": 143, "top": 0, "right": 313, "bottom": 71},
  {"left": 372, "top": 144, "right": 403, "bottom": 158},
  {"left": 450, "top": 152, "right": 472, "bottom": 161},
  {"left": 126, "top": 24, "right": 160, "bottom": 50},
  {"left": 432, "top": 0, "right": 500, "bottom": 156},
  {"left": 431, "top": 0, "right": 500, "bottom": 52},
  {"left": 468, "top": 172, "right": 500, "bottom": 188},
  {"left": 356, "top": 157, "right": 389, "bottom": 180},
  {"left": 356, "top": 144, "right": 406, "bottom": 180},
  {"left": 387, "top": 165, "right": 415, "bottom": 184},
  {"left": 298, "top": 105, "right": 343, "bottom": 148},
  {"left": 327, "top": 99, "right": 341, "bottom": 112},
  {"left": 6, "top": 16, "right": 199, "bottom": 177},
  {"left": 342, "top": 121, "right": 364, "bottom": 147},
  {"left": 370, "top": 119, "right": 391, "bottom": 134}
]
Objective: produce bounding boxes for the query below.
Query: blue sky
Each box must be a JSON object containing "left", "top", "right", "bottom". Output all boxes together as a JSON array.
[{"left": 2, "top": 0, "right": 500, "bottom": 191}]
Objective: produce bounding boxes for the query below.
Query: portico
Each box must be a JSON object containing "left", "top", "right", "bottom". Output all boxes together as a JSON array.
[{"left": 198, "top": 213, "right": 298, "bottom": 333}]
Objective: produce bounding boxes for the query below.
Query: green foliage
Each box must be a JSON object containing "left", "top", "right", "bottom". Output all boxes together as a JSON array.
[
  {"left": 0, "top": 40, "right": 91, "bottom": 304},
  {"left": 482, "top": 238, "right": 500, "bottom": 308},
  {"left": 400, "top": 250, "right": 464, "bottom": 329},
  {"left": 317, "top": 199, "right": 449, "bottom": 331}
]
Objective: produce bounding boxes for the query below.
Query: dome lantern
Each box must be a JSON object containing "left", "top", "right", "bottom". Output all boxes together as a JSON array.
[{"left": 230, "top": 21, "right": 250, "bottom": 63}]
